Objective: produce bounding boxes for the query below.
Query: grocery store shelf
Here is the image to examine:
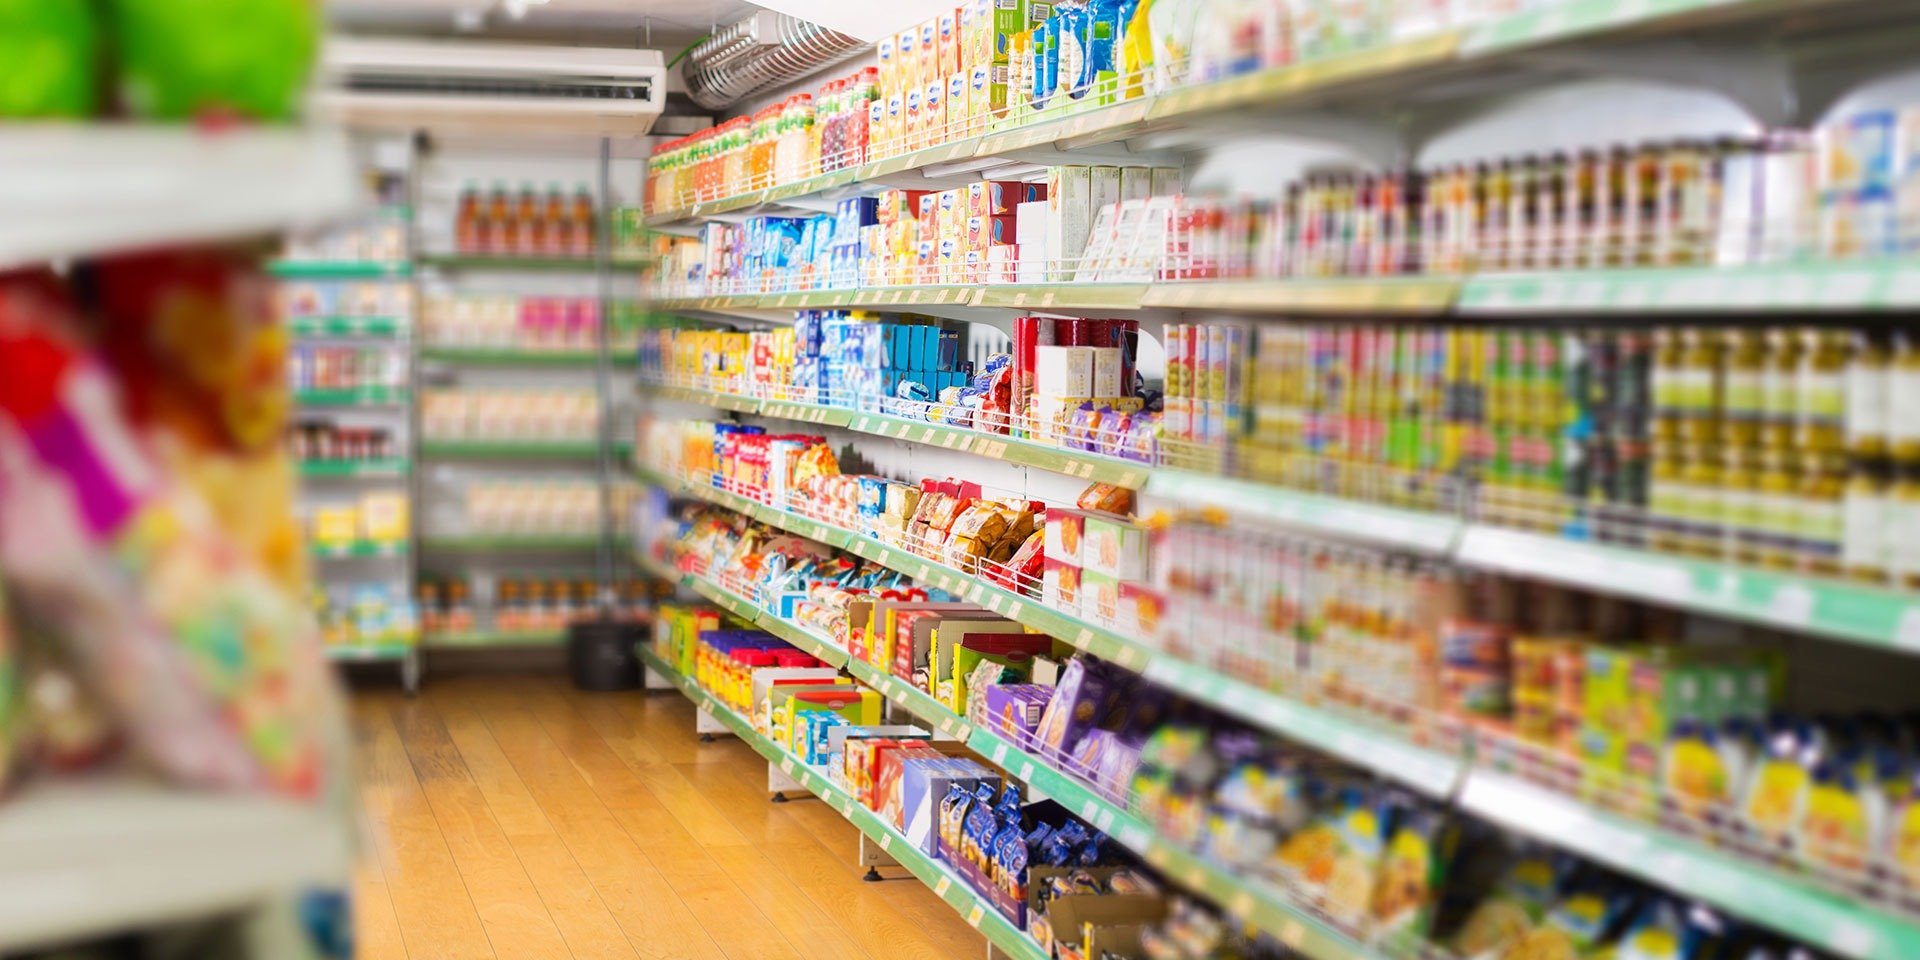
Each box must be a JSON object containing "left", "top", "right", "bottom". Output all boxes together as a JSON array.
[
  {"left": 418, "top": 347, "right": 620, "bottom": 367},
  {"left": 642, "top": 0, "right": 1876, "bottom": 230},
  {"left": 661, "top": 478, "right": 1920, "bottom": 959},
  {"left": 1144, "top": 471, "right": 1463, "bottom": 553},
  {"left": 298, "top": 458, "right": 410, "bottom": 479},
  {"left": 420, "top": 253, "right": 660, "bottom": 272},
  {"left": 419, "top": 440, "right": 620, "bottom": 461},
  {"left": 1456, "top": 526, "right": 1920, "bottom": 654},
  {"left": 325, "top": 644, "right": 414, "bottom": 662},
  {"left": 964, "top": 721, "right": 1384, "bottom": 960},
  {"left": 632, "top": 647, "right": 1049, "bottom": 960},
  {"left": 0, "top": 125, "right": 359, "bottom": 268},
  {"left": 0, "top": 778, "right": 351, "bottom": 954},
  {"left": 288, "top": 316, "right": 407, "bottom": 338},
  {"left": 310, "top": 540, "right": 407, "bottom": 559},
  {"left": 639, "top": 386, "right": 1920, "bottom": 652},
  {"left": 424, "top": 630, "right": 567, "bottom": 648},
  {"left": 1457, "top": 259, "right": 1920, "bottom": 314},
  {"left": 269, "top": 261, "right": 411, "bottom": 280},
  {"left": 294, "top": 386, "right": 409, "bottom": 408},
  {"left": 419, "top": 535, "right": 611, "bottom": 553},
  {"left": 650, "top": 278, "right": 1452, "bottom": 315},
  {"left": 1457, "top": 770, "right": 1920, "bottom": 960}
]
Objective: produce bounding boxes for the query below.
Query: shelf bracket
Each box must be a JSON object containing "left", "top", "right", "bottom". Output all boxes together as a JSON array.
[{"left": 1508, "top": 39, "right": 1797, "bottom": 128}]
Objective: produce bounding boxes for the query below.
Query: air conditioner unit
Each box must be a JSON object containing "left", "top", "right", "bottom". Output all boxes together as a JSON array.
[{"left": 320, "top": 37, "right": 666, "bottom": 136}]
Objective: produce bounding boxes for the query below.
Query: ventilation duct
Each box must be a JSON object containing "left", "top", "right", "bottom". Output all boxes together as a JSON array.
[{"left": 681, "top": 11, "right": 865, "bottom": 111}]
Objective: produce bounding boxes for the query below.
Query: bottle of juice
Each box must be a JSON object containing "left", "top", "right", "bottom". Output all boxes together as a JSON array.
[
  {"left": 1649, "top": 442, "right": 1686, "bottom": 554},
  {"left": 1758, "top": 326, "right": 1800, "bottom": 449},
  {"left": 571, "top": 184, "right": 595, "bottom": 257},
  {"left": 1723, "top": 328, "right": 1765, "bottom": 448},
  {"left": 1677, "top": 328, "right": 1723, "bottom": 445},
  {"left": 544, "top": 183, "right": 568, "bottom": 258},
  {"left": 1724, "top": 446, "right": 1761, "bottom": 565},
  {"left": 1801, "top": 327, "right": 1847, "bottom": 453},
  {"left": 488, "top": 181, "right": 513, "bottom": 255},
  {"left": 517, "top": 181, "right": 541, "bottom": 256},
  {"left": 1844, "top": 456, "right": 1891, "bottom": 583},
  {"left": 1680, "top": 444, "right": 1723, "bottom": 558},
  {"left": 1754, "top": 447, "right": 1797, "bottom": 569},
  {"left": 456, "top": 182, "right": 481, "bottom": 253},
  {"left": 1845, "top": 329, "right": 1890, "bottom": 459},
  {"left": 1892, "top": 329, "right": 1920, "bottom": 466},
  {"left": 1800, "top": 451, "right": 1845, "bottom": 576}
]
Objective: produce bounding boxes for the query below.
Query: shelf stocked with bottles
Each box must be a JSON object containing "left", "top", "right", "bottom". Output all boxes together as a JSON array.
[{"left": 635, "top": 487, "right": 1920, "bottom": 960}]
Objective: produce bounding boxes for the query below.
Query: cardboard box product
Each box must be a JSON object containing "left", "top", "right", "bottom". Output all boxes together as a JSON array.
[
  {"left": 1090, "top": 346, "right": 1122, "bottom": 397},
  {"left": 874, "top": 742, "right": 944, "bottom": 824},
  {"left": 928, "top": 618, "right": 1029, "bottom": 693},
  {"left": 1082, "top": 515, "right": 1147, "bottom": 580},
  {"left": 983, "top": 683, "right": 1053, "bottom": 739},
  {"left": 1079, "top": 569, "right": 1122, "bottom": 624},
  {"left": 1045, "top": 507, "right": 1088, "bottom": 563},
  {"left": 901, "top": 757, "right": 998, "bottom": 855},
  {"left": 1035, "top": 345, "right": 1094, "bottom": 397},
  {"left": 949, "top": 633, "right": 1056, "bottom": 714},
  {"left": 1046, "top": 165, "right": 1093, "bottom": 280},
  {"left": 1042, "top": 556, "right": 1082, "bottom": 612}
]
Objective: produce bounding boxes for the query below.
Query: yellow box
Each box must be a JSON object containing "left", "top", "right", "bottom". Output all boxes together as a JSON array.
[
  {"left": 358, "top": 493, "right": 410, "bottom": 542},
  {"left": 313, "top": 507, "right": 358, "bottom": 546}
]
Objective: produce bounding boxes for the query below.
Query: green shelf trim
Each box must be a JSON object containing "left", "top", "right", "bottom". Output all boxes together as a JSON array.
[
  {"left": 309, "top": 540, "right": 407, "bottom": 559},
  {"left": 297, "top": 458, "right": 409, "bottom": 478},
  {"left": 1458, "top": 258, "right": 1920, "bottom": 313},
  {"left": 964, "top": 722, "right": 1385, "bottom": 960},
  {"left": 646, "top": 373, "right": 1920, "bottom": 651},
  {"left": 420, "top": 535, "right": 614, "bottom": 553},
  {"left": 268, "top": 261, "right": 411, "bottom": 279},
  {"left": 294, "top": 386, "right": 409, "bottom": 407},
  {"left": 1457, "top": 526, "right": 1920, "bottom": 655},
  {"left": 325, "top": 644, "right": 414, "bottom": 662},
  {"left": 418, "top": 254, "right": 600, "bottom": 272},
  {"left": 1457, "top": 770, "right": 1920, "bottom": 960},
  {"left": 419, "top": 440, "right": 624, "bottom": 461},
  {"left": 288, "top": 316, "right": 406, "bottom": 338},
  {"left": 424, "top": 630, "right": 567, "bottom": 648},
  {"left": 632, "top": 647, "right": 1049, "bottom": 960},
  {"left": 656, "top": 474, "right": 1920, "bottom": 958},
  {"left": 418, "top": 347, "right": 626, "bottom": 367}
]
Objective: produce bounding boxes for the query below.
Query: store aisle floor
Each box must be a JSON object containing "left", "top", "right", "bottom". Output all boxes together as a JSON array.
[{"left": 348, "top": 675, "right": 988, "bottom": 960}]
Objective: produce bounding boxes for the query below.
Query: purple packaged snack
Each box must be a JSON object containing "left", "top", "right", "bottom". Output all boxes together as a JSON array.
[
  {"left": 984, "top": 683, "right": 1052, "bottom": 739},
  {"left": 1033, "top": 657, "right": 1118, "bottom": 756}
]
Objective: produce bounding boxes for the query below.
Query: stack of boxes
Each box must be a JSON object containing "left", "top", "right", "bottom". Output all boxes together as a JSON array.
[
  {"left": 1012, "top": 317, "right": 1139, "bottom": 438},
  {"left": 1160, "top": 322, "right": 1249, "bottom": 448},
  {"left": 875, "top": 1, "right": 1032, "bottom": 156},
  {"left": 1042, "top": 507, "right": 1150, "bottom": 633}
]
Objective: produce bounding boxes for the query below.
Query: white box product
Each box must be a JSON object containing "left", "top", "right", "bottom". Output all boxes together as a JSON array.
[
  {"left": 1120, "top": 166, "right": 1153, "bottom": 202},
  {"left": 1035, "top": 345, "right": 1094, "bottom": 397},
  {"left": 1016, "top": 198, "right": 1051, "bottom": 282},
  {"left": 1046, "top": 165, "right": 1093, "bottom": 281},
  {"left": 1090, "top": 347, "right": 1122, "bottom": 397},
  {"left": 1151, "top": 166, "right": 1183, "bottom": 196}
]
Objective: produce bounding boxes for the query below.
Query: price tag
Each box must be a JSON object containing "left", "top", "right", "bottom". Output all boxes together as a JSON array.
[
  {"left": 920, "top": 427, "right": 937, "bottom": 443},
  {"left": 991, "top": 743, "right": 1009, "bottom": 764},
  {"left": 1006, "top": 601, "right": 1023, "bottom": 618},
  {"left": 935, "top": 876, "right": 953, "bottom": 897},
  {"left": 780, "top": 758, "right": 794, "bottom": 774},
  {"left": 879, "top": 833, "right": 893, "bottom": 851},
  {"left": 1080, "top": 799, "right": 1100, "bottom": 820},
  {"left": 1279, "top": 920, "right": 1306, "bottom": 948},
  {"left": 1076, "top": 627, "right": 1094, "bottom": 646},
  {"left": 1019, "top": 762, "right": 1034, "bottom": 781},
  {"left": 965, "top": 904, "right": 985, "bottom": 928},
  {"left": 1231, "top": 891, "right": 1255, "bottom": 918},
  {"left": 988, "top": 593, "right": 1005, "bottom": 612}
]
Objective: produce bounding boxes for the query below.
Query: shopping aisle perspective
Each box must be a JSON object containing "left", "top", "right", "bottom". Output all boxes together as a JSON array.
[{"left": 349, "top": 675, "right": 985, "bottom": 960}]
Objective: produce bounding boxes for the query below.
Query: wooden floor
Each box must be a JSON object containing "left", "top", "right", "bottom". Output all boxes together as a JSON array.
[{"left": 348, "top": 674, "right": 988, "bottom": 960}]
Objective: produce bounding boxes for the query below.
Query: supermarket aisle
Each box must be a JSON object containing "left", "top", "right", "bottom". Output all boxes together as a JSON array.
[{"left": 348, "top": 676, "right": 987, "bottom": 960}]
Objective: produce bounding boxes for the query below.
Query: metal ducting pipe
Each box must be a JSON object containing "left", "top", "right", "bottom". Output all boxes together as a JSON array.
[{"left": 682, "top": 11, "right": 865, "bottom": 111}]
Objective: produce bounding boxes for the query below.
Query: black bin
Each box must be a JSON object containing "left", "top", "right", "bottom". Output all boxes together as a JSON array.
[{"left": 569, "top": 619, "right": 643, "bottom": 691}]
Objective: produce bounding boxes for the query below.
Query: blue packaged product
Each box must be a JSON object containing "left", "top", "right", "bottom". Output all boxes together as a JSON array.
[
  {"left": 963, "top": 783, "right": 1001, "bottom": 869},
  {"left": 1054, "top": 2, "right": 1092, "bottom": 101},
  {"left": 896, "top": 379, "right": 933, "bottom": 404},
  {"left": 1031, "top": 23, "right": 1055, "bottom": 111}
]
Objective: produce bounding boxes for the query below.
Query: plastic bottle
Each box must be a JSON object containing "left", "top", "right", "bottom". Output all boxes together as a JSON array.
[
  {"left": 456, "top": 182, "right": 480, "bottom": 253},
  {"left": 1845, "top": 329, "right": 1890, "bottom": 459},
  {"left": 545, "top": 183, "right": 568, "bottom": 258},
  {"left": 571, "top": 184, "right": 595, "bottom": 256},
  {"left": 1844, "top": 457, "right": 1890, "bottom": 583},
  {"left": 488, "top": 181, "right": 513, "bottom": 255},
  {"left": 517, "top": 182, "right": 541, "bottom": 256}
]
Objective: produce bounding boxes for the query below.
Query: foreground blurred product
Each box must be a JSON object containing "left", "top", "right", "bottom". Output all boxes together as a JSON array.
[
  {"left": 0, "top": 0, "right": 97, "bottom": 118},
  {"left": 0, "top": 270, "right": 339, "bottom": 796}
]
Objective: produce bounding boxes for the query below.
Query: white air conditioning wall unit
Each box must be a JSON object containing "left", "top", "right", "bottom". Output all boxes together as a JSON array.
[{"left": 320, "top": 37, "right": 666, "bottom": 136}]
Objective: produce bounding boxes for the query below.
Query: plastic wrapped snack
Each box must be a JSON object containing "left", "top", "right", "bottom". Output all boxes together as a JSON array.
[{"left": 0, "top": 278, "right": 337, "bottom": 795}]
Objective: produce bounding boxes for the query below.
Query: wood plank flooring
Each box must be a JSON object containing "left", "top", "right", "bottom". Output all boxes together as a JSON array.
[{"left": 349, "top": 674, "right": 989, "bottom": 960}]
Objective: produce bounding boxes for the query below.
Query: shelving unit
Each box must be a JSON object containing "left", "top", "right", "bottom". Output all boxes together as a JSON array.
[
  {"left": 637, "top": 486, "right": 1920, "bottom": 960},
  {"left": 634, "top": 646, "right": 1051, "bottom": 960}
]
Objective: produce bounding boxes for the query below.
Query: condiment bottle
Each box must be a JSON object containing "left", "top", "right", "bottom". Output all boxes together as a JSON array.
[
  {"left": 1723, "top": 328, "right": 1766, "bottom": 448},
  {"left": 1844, "top": 457, "right": 1891, "bottom": 583},
  {"left": 1800, "top": 451, "right": 1845, "bottom": 576},
  {"left": 1845, "top": 329, "right": 1890, "bottom": 459}
]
